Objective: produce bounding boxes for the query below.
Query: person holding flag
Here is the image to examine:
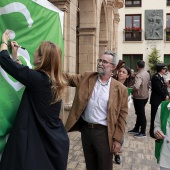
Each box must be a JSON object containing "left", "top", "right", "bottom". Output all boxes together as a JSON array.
[
  {"left": 0, "top": 0, "right": 65, "bottom": 155},
  {"left": 0, "top": 30, "right": 69, "bottom": 170}
]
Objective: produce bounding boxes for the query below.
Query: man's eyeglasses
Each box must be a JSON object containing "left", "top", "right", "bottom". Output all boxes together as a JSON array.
[{"left": 97, "top": 59, "right": 114, "bottom": 65}]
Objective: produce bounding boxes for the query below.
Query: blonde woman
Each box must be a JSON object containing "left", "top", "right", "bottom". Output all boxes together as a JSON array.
[{"left": 0, "top": 30, "right": 69, "bottom": 170}]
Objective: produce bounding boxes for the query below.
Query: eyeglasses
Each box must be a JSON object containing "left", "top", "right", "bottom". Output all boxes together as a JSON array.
[{"left": 97, "top": 59, "right": 114, "bottom": 65}]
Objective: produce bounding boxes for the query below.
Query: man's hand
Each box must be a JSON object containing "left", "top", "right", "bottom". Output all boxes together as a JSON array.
[{"left": 111, "top": 140, "right": 121, "bottom": 153}]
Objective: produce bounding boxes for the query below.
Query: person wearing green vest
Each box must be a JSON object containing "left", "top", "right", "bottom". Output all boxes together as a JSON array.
[{"left": 154, "top": 101, "right": 170, "bottom": 170}]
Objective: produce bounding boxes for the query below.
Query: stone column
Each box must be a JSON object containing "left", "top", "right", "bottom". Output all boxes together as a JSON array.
[
  {"left": 113, "top": 12, "right": 120, "bottom": 53},
  {"left": 77, "top": 0, "right": 98, "bottom": 73},
  {"left": 49, "top": 0, "right": 78, "bottom": 124},
  {"left": 48, "top": 0, "right": 71, "bottom": 74},
  {"left": 113, "top": 0, "right": 124, "bottom": 53},
  {"left": 106, "top": 1, "right": 114, "bottom": 50},
  {"left": 99, "top": 40, "right": 107, "bottom": 57},
  {"left": 78, "top": 27, "right": 97, "bottom": 73}
]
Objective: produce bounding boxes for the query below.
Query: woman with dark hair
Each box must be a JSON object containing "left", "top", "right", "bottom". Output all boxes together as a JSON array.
[
  {"left": 117, "top": 65, "right": 133, "bottom": 87},
  {"left": 113, "top": 65, "right": 133, "bottom": 164},
  {"left": 0, "top": 30, "right": 69, "bottom": 170},
  {"left": 112, "top": 60, "right": 126, "bottom": 79}
]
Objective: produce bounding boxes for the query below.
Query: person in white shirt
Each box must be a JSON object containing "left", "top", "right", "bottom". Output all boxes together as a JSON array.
[
  {"left": 64, "top": 51, "right": 128, "bottom": 170},
  {"left": 154, "top": 101, "right": 170, "bottom": 170},
  {"left": 163, "top": 64, "right": 170, "bottom": 97}
]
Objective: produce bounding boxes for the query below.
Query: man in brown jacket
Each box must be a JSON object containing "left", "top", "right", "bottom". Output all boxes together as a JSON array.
[{"left": 64, "top": 51, "right": 128, "bottom": 170}]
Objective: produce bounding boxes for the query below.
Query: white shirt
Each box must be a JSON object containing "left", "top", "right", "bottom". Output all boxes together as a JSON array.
[
  {"left": 154, "top": 103, "right": 170, "bottom": 169},
  {"left": 81, "top": 77, "right": 111, "bottom": 126},
  {"left": 163, "top": 71, "right": 170, "bottom": 93}
]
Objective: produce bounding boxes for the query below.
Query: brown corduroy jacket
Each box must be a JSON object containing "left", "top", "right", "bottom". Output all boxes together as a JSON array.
[{"left": 64, "top": 72, "right": 128, "bottom": 151}]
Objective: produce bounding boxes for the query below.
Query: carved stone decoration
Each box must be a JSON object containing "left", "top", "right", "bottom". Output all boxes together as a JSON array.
[
  {"left": 114, "top": 13, "right": 120, "bottom": 24},
  {"left": 145, "top": 10, "right": 163, "bottom": 40},
  {"left": 113, "top": 0, "right": 124, "bottom": 9}
]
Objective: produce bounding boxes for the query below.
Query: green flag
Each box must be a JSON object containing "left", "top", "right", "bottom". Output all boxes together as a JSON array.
[
  {"left": 0, "top": 0, "right": 64, "bottom": 152},
  {"left": 155, "top": 101, "right": 170, "bottom": 163},
  {"left": 128, "top": 88, "right": 133, "bottom": 96}
]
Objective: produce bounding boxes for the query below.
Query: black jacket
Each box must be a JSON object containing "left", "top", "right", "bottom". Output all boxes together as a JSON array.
[
  {"left": 150, "top": 73, "right": 168, "bottom": 105},
  {"left": 0, "top": 50, "right": 69, "bottom": 170}
]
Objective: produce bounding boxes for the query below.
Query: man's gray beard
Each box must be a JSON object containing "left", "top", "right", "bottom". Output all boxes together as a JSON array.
[{"left": 97, "top": 67, "right": 106, "bottom": 76}]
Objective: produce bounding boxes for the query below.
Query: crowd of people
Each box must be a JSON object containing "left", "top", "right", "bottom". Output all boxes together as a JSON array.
[
  {"left": 0, "top": 30, "right": 170, "bottom": 170},
  {"left": 112, "top": 57, "right": 170, "bottom": 170}
]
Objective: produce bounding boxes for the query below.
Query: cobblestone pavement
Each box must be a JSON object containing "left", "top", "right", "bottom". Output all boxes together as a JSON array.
[{"left": 67, "top": 101, "right": 160, "bottom": 170}]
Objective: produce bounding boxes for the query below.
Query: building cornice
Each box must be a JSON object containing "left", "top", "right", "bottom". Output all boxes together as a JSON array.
[
  {"left": 77, "top": 27, "right": 97, "bottom": 36},
  {"left": 49, "top": 0, "right": 70, "bottom": 12}
]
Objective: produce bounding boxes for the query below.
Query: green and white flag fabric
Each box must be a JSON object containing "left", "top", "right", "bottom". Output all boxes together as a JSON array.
[{"left": 0, "top": 0, "right": 64, "bottom": 153}]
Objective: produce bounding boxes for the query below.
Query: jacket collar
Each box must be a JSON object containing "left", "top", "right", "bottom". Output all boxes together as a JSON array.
[{"left": 108, "top": 78, "right": 119, "bottom": 109}]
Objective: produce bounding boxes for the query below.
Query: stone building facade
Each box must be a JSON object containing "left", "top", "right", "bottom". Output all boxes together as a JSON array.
[
  {"left": 118, "top": 0, "right": 170, "bottom": 71},
  {"left": 49, "top": 0, "right": 124, "bottom": 122}
]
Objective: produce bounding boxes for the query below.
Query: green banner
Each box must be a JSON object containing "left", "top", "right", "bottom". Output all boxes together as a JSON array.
[
  {"left": 128, "top": 88, "right": 133, "bottom": 96},
  {"left": 0, "top": 0, "right": 64, "bottom": 152}
]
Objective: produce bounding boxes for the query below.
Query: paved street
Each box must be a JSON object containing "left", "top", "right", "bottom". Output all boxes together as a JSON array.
[{"left": 67, "top": 101, "right": 160, "bottom": 170}]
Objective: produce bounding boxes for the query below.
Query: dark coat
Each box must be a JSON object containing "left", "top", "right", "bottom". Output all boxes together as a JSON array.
[
  {"left": 150, "top": 73, "right": 169, "bottom": 106},
  {"left": 0, "top": 50, "right": 69, "bottom": 170}
]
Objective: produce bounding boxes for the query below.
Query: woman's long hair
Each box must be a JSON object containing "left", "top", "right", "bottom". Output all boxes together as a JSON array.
[
  {"left": 112, "top": 60, "right": 126, "bottom": 79},
  {"left": 34, "top": 41, "right": 67, "bottom": 103},
  {"left": 117, "top": 60, "right": 126, "bottom": 70}
]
